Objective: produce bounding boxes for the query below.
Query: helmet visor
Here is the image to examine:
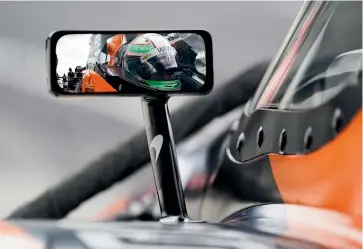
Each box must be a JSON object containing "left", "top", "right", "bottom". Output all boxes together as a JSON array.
[{"left": 125, "top": 43, "right": 182, "bottom": 90}]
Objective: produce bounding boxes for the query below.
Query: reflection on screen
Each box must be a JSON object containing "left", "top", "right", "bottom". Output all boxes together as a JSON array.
[{"left": 56, "top": 33, "right": 206, "bottom": 93}]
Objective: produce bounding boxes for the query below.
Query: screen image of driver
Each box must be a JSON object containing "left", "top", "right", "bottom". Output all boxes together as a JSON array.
[{"left": 122, "top": 33, "right": 182, "bottom": 91}]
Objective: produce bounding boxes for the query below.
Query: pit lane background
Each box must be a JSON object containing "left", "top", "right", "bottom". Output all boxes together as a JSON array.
[{"left": 0, "top": 1, "right": 301, "bottom": 219}]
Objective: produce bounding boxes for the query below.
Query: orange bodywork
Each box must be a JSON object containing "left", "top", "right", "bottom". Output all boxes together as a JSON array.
[
  {"left": 269, "top": 110, "right": 362, "bottom": 229},
  {"left": 107, "top": 34, "right": 126, "bottom": 67},
  {"left": 81, "top": 70, "right": 117, "bottom": 93},
  {"left": 80, "top": 34, "right": 128, "bottom": 93}
]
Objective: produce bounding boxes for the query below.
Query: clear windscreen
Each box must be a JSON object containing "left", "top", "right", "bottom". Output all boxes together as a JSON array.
[{"left": 248, "top": 1, "right": 362, "bottom": 113}]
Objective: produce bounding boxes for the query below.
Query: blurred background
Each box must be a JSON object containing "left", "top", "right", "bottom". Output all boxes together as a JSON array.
[{"left": 0, "top": 1, "right": 302, "bottom": 219}]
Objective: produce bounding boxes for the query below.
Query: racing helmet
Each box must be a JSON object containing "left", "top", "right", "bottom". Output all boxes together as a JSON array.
[
  {"left": 227, "top": 1, "right": 362, "bottom": 227},
  {"left": 121, "top": 33, "right": 182, "bottom": 91}
]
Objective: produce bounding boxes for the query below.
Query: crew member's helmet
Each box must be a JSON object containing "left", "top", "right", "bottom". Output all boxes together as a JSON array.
[
  {"left": 121, "top": 33, "right": 182, "bottom": 91},
  {"left": 227, "top": 1, "right": 362, "bottom": 228},
  {"left": 68, "top": 68, "right": 72, "bottom": 72},
  {"left": 75, "top": 66, "right": 83, "bottom": 73}
]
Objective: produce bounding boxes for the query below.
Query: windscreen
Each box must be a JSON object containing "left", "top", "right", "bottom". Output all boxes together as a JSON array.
[{"left": 248, "top": 1, "right": 362, "bottom": 114}]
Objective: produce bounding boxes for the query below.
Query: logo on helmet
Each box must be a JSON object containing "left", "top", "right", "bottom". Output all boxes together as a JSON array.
[{"left": 157, "top": 46, "right": 175, "bottom": 54}]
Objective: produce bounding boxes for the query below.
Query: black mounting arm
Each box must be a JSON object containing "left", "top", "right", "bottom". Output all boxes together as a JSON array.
[{"left": 141, "top": 96, "right": 189, "bottom": 220}]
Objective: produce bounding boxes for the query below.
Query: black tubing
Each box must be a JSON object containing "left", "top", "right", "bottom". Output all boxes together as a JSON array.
[{"left": 8, "top": 61, "right": 270, "bottom": 219}]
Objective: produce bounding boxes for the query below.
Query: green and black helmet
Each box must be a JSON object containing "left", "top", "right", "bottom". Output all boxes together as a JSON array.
[{"left": 122, "top": 33, "right": 182, "bottom": 91}]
